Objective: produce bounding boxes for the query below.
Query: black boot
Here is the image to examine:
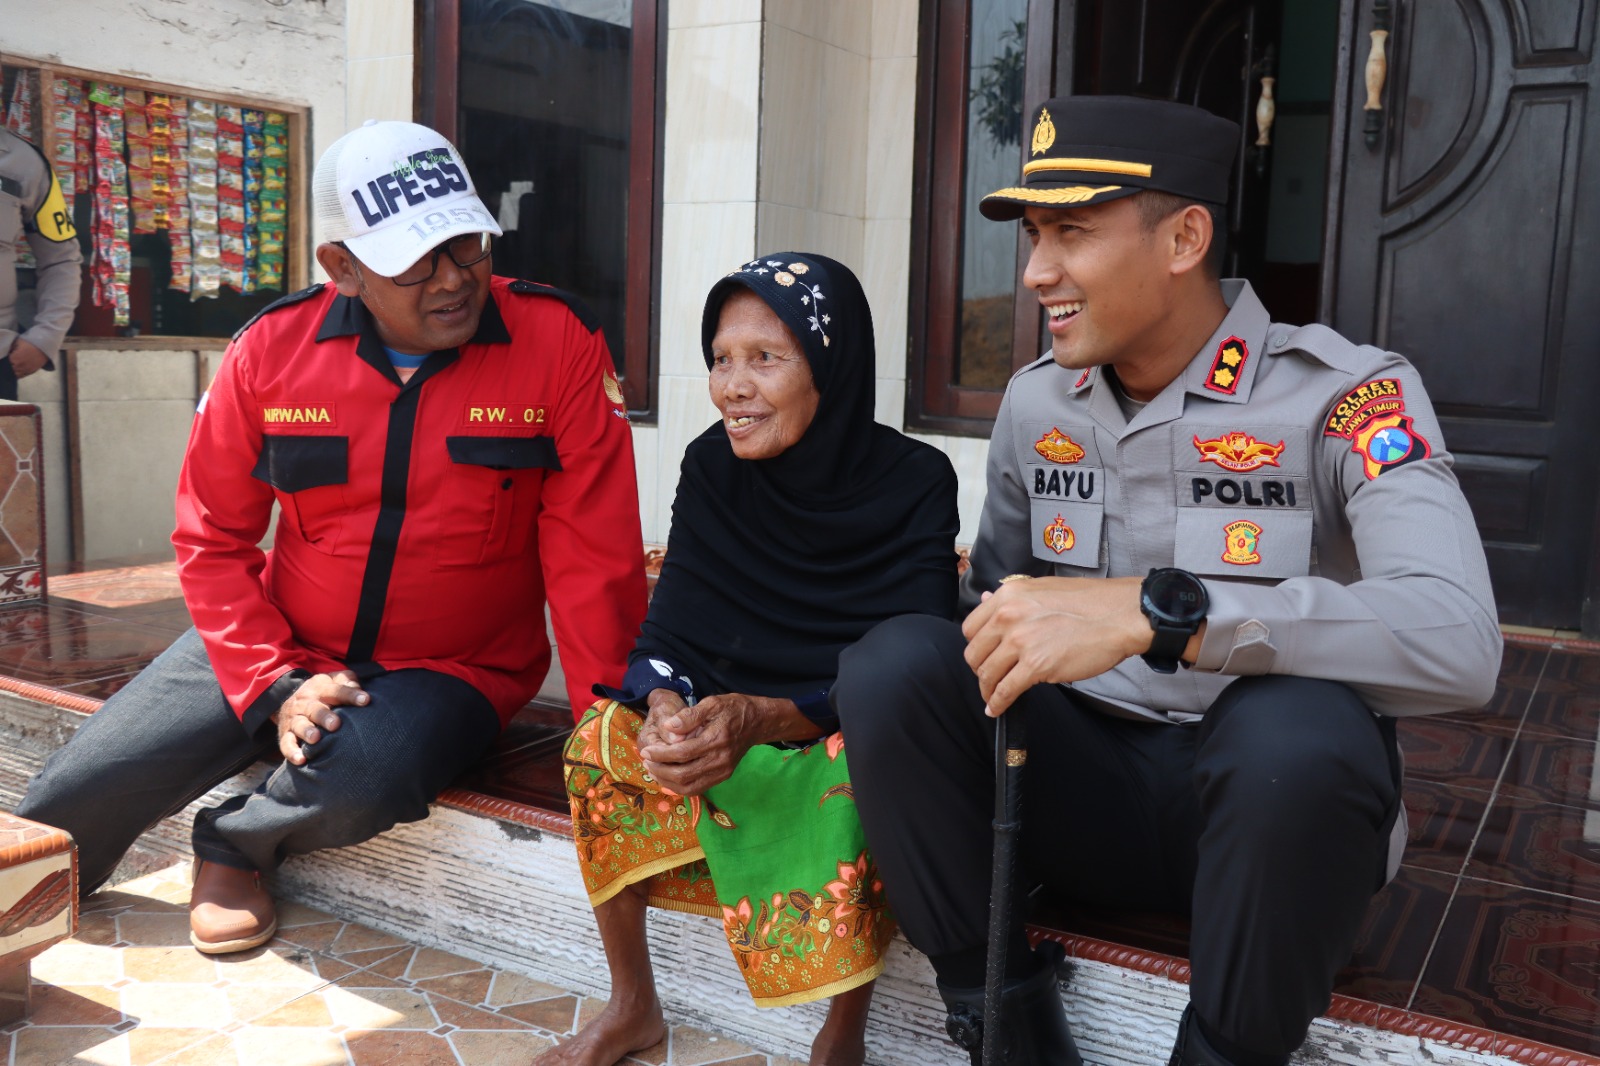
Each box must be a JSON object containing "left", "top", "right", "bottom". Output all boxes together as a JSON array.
[
  {"left": 1168, "top": 1005, "right": 1252, "bottom": 1066},
  {"left": 937, "top": 942, "right": 1084, "bottom": 1065}
]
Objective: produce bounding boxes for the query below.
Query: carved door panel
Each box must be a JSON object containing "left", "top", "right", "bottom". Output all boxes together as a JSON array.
[{"left": 1325, "top": 0, "right": 1600, "bottom": 630}]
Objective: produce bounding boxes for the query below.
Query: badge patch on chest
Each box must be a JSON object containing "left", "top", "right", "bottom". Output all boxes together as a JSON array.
[
  {"left": 1205, "top": 336, "right": 1248, "bottom": 395},
  {"left": 1033, "top": 427, "right": 1085, "bottom": 464},
  {"left": 260, "top": 404, "right": 335, "bottom": 425},
  {"left": 1193, "top": 432, "right": 1284, "bottom": 472},
  {"left": 1352, "top": 413, "right": 1430, "bottom": 479},
  {"left": 1222, "top": 520, "right": 1263, "bottom": 565},
  {"left": 463, "top": 404, "right": 549, "bottom": 426},
  {"left": 1043, "top": 514, "right": 1076, "bottom": 554}
]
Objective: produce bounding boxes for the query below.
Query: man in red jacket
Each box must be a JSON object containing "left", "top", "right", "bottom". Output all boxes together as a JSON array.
[{"left": 15, "top": 120, "right": 647, "bottom": 954}]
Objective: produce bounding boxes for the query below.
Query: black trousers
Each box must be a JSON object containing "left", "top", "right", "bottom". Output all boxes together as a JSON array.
[{"left": 834, "top": 615, "right": 1400, "bottom": 1064}]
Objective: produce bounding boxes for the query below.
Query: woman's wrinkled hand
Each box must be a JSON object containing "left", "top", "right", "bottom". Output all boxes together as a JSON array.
[{"left": 638, "top": 692, "right": 769, "bottom": 796}]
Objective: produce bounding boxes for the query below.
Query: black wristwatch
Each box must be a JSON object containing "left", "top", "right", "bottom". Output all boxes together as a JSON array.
[{"left": 1139, "top": 567, "right": 1208, "bottom": 674}]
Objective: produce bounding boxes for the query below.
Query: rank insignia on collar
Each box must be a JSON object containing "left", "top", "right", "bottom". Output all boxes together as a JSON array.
[
  {"left": 1031, "top": 108, "right": 1056, "bottom": 156},
  {"left": 1352, "top": 412, "right": 1430, "bottom": 479},
  {"left": 1033, "top": 427, "right": 1085, "bottom": 464},
  {"left": 1222, "top": 520, "right": 1262, "bottom": 565},
  {"left": 1073, "top": 369, "right": 1091, "bottom": 389},
  {"left": 1205, "top": 336, "right": 1248, "bottom": 395},
  {"left": 1043, "top": 514, "right": 1075, "bottom": 554},
  {"left": 602, "top": 367, "right": 624, "bottom": 406},
  {"left": 1193, "top": 432, "right": 1285, "bottom": 473}
]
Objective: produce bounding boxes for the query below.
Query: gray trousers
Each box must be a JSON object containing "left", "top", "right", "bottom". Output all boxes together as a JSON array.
[{"left": 15, "top": 627, "right": 501, "bottom": 896}]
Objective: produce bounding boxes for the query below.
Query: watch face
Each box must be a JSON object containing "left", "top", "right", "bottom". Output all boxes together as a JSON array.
[{"left": 1145, "top": 569, "right": 1207, "bottom": 623}]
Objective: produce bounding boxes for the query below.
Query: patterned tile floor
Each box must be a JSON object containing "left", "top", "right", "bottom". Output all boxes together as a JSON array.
[
  {"left": 7, "top": 863, "right": 799, "bottom": 1066},
  {"left": 13, "top": 559, "right": 1600, "bottom": 1057}
]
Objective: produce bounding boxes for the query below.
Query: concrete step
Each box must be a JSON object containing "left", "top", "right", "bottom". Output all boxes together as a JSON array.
[{"left": 1, "top": 688, "right": 1592, "bottom": 1066}]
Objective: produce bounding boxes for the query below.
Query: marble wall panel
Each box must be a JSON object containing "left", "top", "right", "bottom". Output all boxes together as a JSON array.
[{"left": 663, "top": 22, "right": 763, "bottom": 205}]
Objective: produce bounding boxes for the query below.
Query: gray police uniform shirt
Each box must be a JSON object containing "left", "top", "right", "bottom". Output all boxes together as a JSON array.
[
  {"left": 0, "top": 128, "right": 82, "bottom": 362},
  {"left": 963, "top": 279, "right": 1502, "bottom": 729}
]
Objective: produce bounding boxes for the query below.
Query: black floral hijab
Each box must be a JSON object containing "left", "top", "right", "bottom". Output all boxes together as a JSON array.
[{"left": 636, "top": 252, "right": 959, "bottom": 698}]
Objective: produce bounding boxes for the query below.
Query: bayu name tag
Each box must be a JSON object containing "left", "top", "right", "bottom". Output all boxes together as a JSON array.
[{"left": 1026, "top": 464, "right": 1105, "bottom": 505}]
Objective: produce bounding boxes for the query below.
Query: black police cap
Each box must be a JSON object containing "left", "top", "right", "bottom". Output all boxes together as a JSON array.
[{"left": 980, "top": 95, "right": 1240, "bottom": 221}]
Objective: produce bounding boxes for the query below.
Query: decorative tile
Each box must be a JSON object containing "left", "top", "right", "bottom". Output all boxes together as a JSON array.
[
  {"left": 1466, "top": 792, "right": 1600, "bottom": 902},
  {"left": 483, "top": 970, "right": 568, "bottom": 1009},
  {"left": 1398, "top": 779, "right": 1493, "bottom": 875},
  {"left": 1412, "top": 878, "right": 1600, "bottom": 1053},
  {"left": 1520, "top": 646, "right": 1600, "bottom": 740},
  {"left": 1497, "top": 729, "right": 1600, "bottom": 811},
  {"left": 499, "top": 993, "right": 578, "bottom": 1032},
  {"left": 450, "top": 1028, "right": 558, "bottom": 1062},
  {"left": 1333, "top": 865, "right": 1458, "bottom": 1009},
  {"left": 10, "top": 1024, "right": 128, "bottom": 1065},
  {"left": 230, "top": 1024, "right": 346, "bottom": 1065},
  {"left": 670, "top": 1024, "right": 756, "bottom": 1065},
  {"left": 1395, "top": 716, "right": 1516, "bottom": 793}
]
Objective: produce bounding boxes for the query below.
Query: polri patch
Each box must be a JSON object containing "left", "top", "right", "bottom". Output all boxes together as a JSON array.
[
  {"left": 462, "top": 403, "right": 550, "bottom": 427},
  {"left": 1205, "top": 336, "right": 1248, "bottom": 394},
  {"left": 1324, "top": 378, "right": 1404, "bottom": 439},
  {"left": 1352, "top": 412, "right": 1430, "bottom": 479},
  {"left": 1222, "top": 520, "right": 1263, "bottom": 565},
  {"left": 1193, "top": 431, "right": 1284, "bottom": 473},
  {"left": 1043, "top": 514, "right": 1075, "bottom": 554},
  {"left": 1033, "top": 427, "right": 1085, "bottom": 464}
]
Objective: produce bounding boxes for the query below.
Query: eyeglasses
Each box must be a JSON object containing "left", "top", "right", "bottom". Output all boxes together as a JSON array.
[{"left": 356, "top": 232, "right": 493, "bottom": 287}]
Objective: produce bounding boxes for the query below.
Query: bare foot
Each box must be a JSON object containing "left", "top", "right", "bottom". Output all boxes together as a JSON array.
[{"left": 535, "top": 994, "right": 666, "bottom": 1066}]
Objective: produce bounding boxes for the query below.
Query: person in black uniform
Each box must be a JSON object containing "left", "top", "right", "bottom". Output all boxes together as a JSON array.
[{"left": 833, "top": 96, "right": 1500, "bottom": 1065}]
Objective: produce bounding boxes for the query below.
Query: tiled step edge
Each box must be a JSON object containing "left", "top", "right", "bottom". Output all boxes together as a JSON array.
[{"left": 1, "top": 684, "right": 1596, "bottom": 1065}]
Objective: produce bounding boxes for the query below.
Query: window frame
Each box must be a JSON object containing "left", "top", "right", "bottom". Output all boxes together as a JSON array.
[
  {"left": 907, "top": 0, "right": 1074, "bottom": 436},
  {"left": 419, "top": 0, "right": 666, "bottom": 420}
]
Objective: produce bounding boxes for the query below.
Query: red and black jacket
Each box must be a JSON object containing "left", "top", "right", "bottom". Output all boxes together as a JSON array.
[{"left": 174, "top": 277, "right": 647, "bottom": 732}]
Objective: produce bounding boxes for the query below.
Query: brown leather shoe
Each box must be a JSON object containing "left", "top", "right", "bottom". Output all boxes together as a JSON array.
[{"left": 189, "top": 858, "right": 277, "bottom": 955}]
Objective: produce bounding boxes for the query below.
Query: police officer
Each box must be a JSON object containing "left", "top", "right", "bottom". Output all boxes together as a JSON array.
[
  {"left": 0, "top": 127, "right": 81, "bottom": 400},
  {"left": 833, "top": 96, "right": 1501, "bottom": 1065}
]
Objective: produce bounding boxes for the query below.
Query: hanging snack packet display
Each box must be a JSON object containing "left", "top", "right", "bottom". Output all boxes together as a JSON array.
[
  {"left": 240, "top": 108, "right": 266, "bottom": 294},
  {"left": 48, "top": 78, "right": 87, "bottom": 217},
  {"left": 89, "top": 81, "right": 132, "bottom": 326},
  {"left": 166, "top": 98, "right": 192, "bottom": 292},
  {"left": 125, "top": 89, "right": 162, "bottom": 235},
  {"left": 187, "top": 99, "right": 222, "bottom": 299},
  {"left": 215, "top": 104, "right": 248, "bottom": 293},
  {"left": 3, "top": 68, "right": 36, "bottom": 137},
  {"left": 257, "top": 111, "right": 289, "bottom": 291}
]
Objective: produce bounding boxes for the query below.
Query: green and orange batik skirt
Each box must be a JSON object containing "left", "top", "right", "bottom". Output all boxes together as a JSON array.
[{"left": 562, "top": 699, "right": 894, "bottom": 1007}]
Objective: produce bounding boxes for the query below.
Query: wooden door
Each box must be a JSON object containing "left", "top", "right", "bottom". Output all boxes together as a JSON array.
[{"left": 1324, "top": 0, "right": 1600, "bottom": 631}]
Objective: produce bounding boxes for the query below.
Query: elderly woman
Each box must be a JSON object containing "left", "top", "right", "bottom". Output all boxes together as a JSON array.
[{"left": 545, "top": 253, "right": 959, "bottom": 1066}]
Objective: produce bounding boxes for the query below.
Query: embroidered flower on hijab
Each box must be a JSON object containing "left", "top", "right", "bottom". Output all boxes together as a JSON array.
[
  {"left": 789, "top": 263, "right": 809, "bottom": 274},
  {"left": 805, "top": 282, "right": 830, "bottom": 347},
  {"left": 774, "top": 272, "right": 795, "bottom": 286}
]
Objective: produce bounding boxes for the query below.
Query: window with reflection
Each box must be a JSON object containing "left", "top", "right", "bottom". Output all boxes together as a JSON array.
[{"left": 422, "top": 0, "right": 663, "bottom": 414}]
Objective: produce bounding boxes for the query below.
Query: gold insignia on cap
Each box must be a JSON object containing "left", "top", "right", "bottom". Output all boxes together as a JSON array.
[
  {"left": 985, "top": 184, "right": 1123, "bottom": 207},
  {"left": 1031, "top": 108, "right": 1057, "bottom": 157},
  {"left": 1022, "top": 157, "right": 1154, "bottom": 178},
  {"left": 602, "top": 368, "right": 624, "bottom": 405}
]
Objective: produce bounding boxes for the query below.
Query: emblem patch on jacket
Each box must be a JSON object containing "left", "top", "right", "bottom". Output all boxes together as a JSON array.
[
  {"left": 1324, "top": 378, "right": 1404, "bottom": 438},
  {"left": 1205, "top": 336, "right": 1248, "bottom": 394},
  {"left": 1352, "top": 412, "right": 1430, "bottom": 479},
  {"left": 1033, "top": 427, "right": 1085, "bottom": 464},
  {"left": 1193, "top": 432, "right": 1285, "bottom": 473},
  {"left": 602, "top": 368, "right": 624, "bottom": 406},
  {"left": 1043, "top": 514, "right": 1075, "bottom": 554},
  {"left": 1222, "top": 520, "right": 1262, "bottom": 565}
]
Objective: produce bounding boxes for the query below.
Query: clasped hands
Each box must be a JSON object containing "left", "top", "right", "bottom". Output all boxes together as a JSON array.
[
  {"left": 637, "top": 688, "right": 794, "bottom": 796},
  {"left": 963, "top": 575, "right": 1160, "bottom": 717}
]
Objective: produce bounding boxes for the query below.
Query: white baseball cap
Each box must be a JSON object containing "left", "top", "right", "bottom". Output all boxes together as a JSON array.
[{"left": 313, "top": 120, "right": 503, "bottom": 278}]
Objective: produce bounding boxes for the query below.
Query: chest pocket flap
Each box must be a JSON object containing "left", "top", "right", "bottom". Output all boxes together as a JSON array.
[
  {"left": 252, "top": 435, "right": 349, "bottom": 493},
  {"left": 446, "top": 435, "right": 561, "bottom": 471}
]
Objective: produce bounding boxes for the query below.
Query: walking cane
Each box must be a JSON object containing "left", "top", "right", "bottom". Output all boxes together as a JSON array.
[{"left": 982, "top": 574, "right": 1033, "bottom": 1064}]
